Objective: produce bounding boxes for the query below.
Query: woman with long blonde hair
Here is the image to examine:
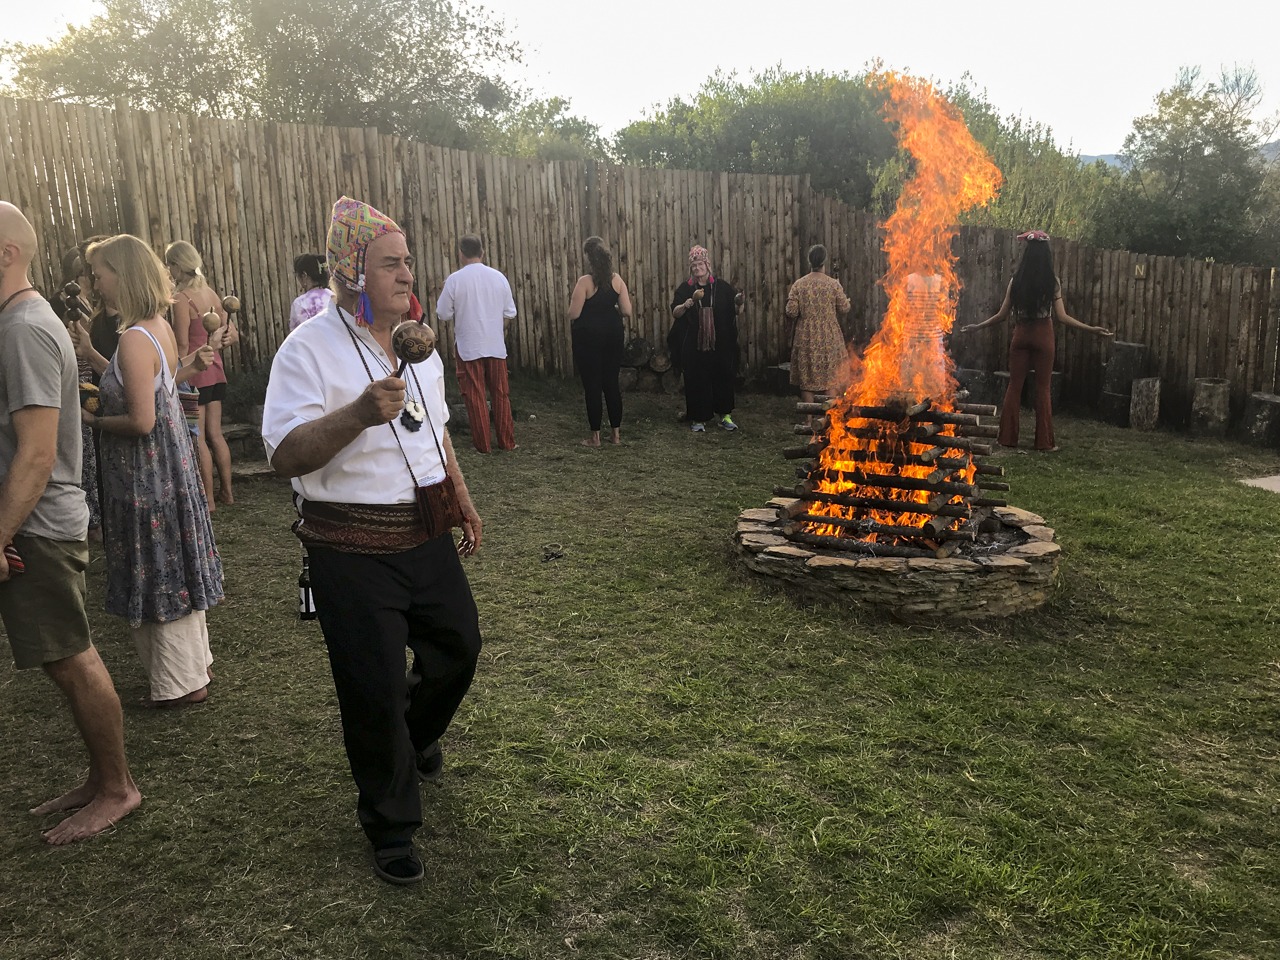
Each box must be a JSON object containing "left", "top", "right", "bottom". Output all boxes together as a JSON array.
[
  {"left": 85, "top": 235, "right": 223, "bottom": 708},
  {"left": 165, "top": 240, "right": 238, "bottom": 506}
]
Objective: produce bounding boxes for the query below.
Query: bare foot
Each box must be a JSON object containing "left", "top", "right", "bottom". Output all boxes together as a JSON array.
[
  {"left": 206, "top": 500, "right": 216, "bottom": 515},
  {"left": 30, "top": 782, "right": 96, "bottom": 816},
  {"left": 610, "top": 430, "right": 622, "bottom": 445},
  {"left": 42, "top": 786, "right": 142, "bottom": 845},
  {"left": 580, "top": 436, "right": 601, "bottom": 448},
  {"left": 143, "top": 687, "right": 208, "bottom": 710},
  {"left": 217, "top": 491, "right": 234, "bottom": 505},
  {"left": 207, "top": 665, "right": 215, "bottom": 682}
]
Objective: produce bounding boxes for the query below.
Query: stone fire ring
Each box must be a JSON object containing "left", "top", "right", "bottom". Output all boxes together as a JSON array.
[{"left": 735, "top": 499, "right": 1060, "bottom": 619}]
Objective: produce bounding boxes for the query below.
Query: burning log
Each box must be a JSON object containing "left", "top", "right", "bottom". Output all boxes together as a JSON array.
[
  {"left": 839, "top": 399, "right": 933, "bottom": 420},
  {"left": 805, "top": 469, "right": 978, "bottom": 497},
  {"left": 914, "top": 411, "right": 980, "bottom": 426},
  {"left": 789, "top": 515, "right": 976, "bottom": 542},
  {"left": 774, "top": 485, "right": 972, "bottom": 519},
  {"left": 783, "top": 442, "right": 827, "bottom": 460},
  {"left": 785, "top": 530, "right": 944, "bottom": 559}
]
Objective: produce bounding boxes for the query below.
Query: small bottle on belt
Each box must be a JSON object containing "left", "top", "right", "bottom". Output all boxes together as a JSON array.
[{"left": 298, "top": 553, "right": 317, "bottom": 621}]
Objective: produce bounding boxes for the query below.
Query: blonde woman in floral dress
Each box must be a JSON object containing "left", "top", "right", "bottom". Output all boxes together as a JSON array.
[{"left": 786, "top": 244, "right": 852, "bottom": 406}]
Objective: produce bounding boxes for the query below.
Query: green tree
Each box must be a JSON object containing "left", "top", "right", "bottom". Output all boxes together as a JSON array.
[
  {"left": 0, "top": 0, "right": 521, "bottom": 147},
  {"left": 944, "top": 78, "right": 1114, "bottom": 238},
  {"left": 1091, "top": 67, "right": 1277, "bottom": 265},
  {"left": 613, "top": 67, "right": 1111, "bottom": 239},
  {"left": 484, "top": 97, "right": 608, "bottom": 162},
  {"left": 613, "top": 67, "right": 898, "bottom": 209}
]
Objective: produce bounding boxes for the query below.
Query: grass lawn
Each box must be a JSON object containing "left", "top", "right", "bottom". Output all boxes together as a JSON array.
[{"left": 2, "top": 378, "right": 1278, "bottom": 960}]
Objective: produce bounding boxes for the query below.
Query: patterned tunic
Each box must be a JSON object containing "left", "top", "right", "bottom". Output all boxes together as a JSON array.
[
  {"left": 98, "top": 327, "right": 223, "bottom": 627},
  {"left": 786, "top": 272, "right": 851, "bottom": 391}
]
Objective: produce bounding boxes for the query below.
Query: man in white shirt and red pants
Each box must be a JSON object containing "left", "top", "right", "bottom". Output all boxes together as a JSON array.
[
  {"left": 435, "top": 235, "right": 518, "bottom": 453},
  {"left": 263, "top": 197, "right": 483, "bottom": 886}
]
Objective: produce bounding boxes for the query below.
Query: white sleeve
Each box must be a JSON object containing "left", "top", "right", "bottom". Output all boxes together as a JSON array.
[
  {"left": 503, "top": 277, "right": 517, "bottom": 320},
  {"left": 261, "top": 337, "right": 325, "bottom": 462},
  {"left": 435, "top": 275, "right": 455, "bottom": 321}
]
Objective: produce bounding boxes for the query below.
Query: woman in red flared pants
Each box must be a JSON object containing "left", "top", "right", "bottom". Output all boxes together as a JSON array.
[{"left": 960, "top": 230, "right": 1114, "bottom": 451}]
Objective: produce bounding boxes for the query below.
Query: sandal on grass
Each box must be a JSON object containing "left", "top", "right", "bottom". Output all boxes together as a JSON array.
[{"left": 372, "top": 844, "right": 424, "bottom": 886}]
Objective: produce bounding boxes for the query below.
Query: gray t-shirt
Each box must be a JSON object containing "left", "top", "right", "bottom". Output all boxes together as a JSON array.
[{"left": 0, "top": 296, "right": 89, "bottom": 541}]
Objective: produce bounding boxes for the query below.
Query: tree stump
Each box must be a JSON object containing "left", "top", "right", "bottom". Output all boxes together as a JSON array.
[
  {"left": 1238, "top": 392, "right": 1280, "bottom": 447},
  {"left": 1129, "top": 378, "right": 1160, "bottom": 431},
  {"left": 649, "top": 351, "right": 672, "bottom": 374},
  {"left": 659, "top": 369, "right": 682, "bottom": 394},
  {"left": 1098, "top": 391, "right": 1130, "bottom": 427},
  {"left": 1102, "top": 341, "right": 1149, "bottom": 395},
  {"left": 1190, "top": 378, "right": 1231, "bottom": 437},
  {"left": 617, "top": 366, "right": 639, "bottom": 392},
  {"left": 621, "top": 336, "right": 652, "bottom": 368}
]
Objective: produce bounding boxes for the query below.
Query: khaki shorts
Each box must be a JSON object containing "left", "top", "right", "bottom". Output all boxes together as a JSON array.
[{"left": 0, "top": 535, "right": 93, "bottom": 670}]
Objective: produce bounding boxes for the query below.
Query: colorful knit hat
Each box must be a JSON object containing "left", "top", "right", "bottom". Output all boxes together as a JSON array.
[
  {"left": 688, "top": 245, "right": 713, "bottom": 283},
  {"left": 327, "top": 196, "right": 403, "bottom": 326}
]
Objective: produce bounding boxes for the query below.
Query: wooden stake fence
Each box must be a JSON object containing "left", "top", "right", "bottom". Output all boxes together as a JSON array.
[{"left": 3, "top": 96, "right": 1277, "bottom": 424}]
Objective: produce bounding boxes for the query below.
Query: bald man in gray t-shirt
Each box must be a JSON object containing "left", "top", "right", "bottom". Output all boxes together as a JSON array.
[
  {"left": 0, "top": 298, "right": 91, "bottom": 539},
  {"left": 0, "top": 200, "right": 139, "bottom": 844}
]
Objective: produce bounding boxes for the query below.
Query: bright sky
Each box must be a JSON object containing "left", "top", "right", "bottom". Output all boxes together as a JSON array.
[{"left": 9, "top": 0, "right": 1280, "bottom": 156}]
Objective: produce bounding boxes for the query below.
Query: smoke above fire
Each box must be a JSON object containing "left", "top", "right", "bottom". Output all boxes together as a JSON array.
[{"left": 844, "top": 73, "right": 1002, "bottom": 407}]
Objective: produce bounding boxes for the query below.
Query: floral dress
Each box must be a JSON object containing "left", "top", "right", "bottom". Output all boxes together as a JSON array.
[
  {"left": 786, "top": 272, "right": 852, "bottom": 392},
  {"left": 98, "top": 326, "right": 223, "bottom": 627}
]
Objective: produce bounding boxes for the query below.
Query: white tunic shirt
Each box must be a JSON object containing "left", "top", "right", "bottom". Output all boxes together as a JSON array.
[
  {"left": 435, "top": 261, "right": 517, "bottom": 362},
  {"left": 262, "top": 300, "right": 449, "bottom": 505}
]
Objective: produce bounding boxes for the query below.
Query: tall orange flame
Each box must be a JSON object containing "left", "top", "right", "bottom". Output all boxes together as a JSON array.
[{"left": 809, "top": 73, "right": 1002, "bottom": 538}]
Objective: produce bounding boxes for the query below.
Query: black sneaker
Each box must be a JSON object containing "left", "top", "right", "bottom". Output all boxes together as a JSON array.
[{"left": 416, "top": 741, "right": 443, "bottom": 785}]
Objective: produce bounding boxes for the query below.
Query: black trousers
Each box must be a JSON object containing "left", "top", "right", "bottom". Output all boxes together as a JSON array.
[
  {"left": 572, "top": 320, "right": 624, "bottom": 431},
  {"left": 308, "top": 534, "right": 481, "bottom": 848},
  {"left": 683, "top": 348, "right": 736, "bottom": 423}
]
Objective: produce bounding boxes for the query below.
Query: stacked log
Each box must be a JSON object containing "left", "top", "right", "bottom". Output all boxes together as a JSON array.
[
  {"left": 776, "top": 396, "right": 1006, "bottom": 559},
  {"left": 619, "top": 336, "right": 681, "bottom": 393}
]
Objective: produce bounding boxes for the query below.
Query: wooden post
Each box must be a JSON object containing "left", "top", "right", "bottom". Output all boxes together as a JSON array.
[
  {"left": 113, "top": 99, "right": 147, "bottom": 237},
  {"left": 1129, "top": 378, "right": 1160, "bottom": 431}
]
